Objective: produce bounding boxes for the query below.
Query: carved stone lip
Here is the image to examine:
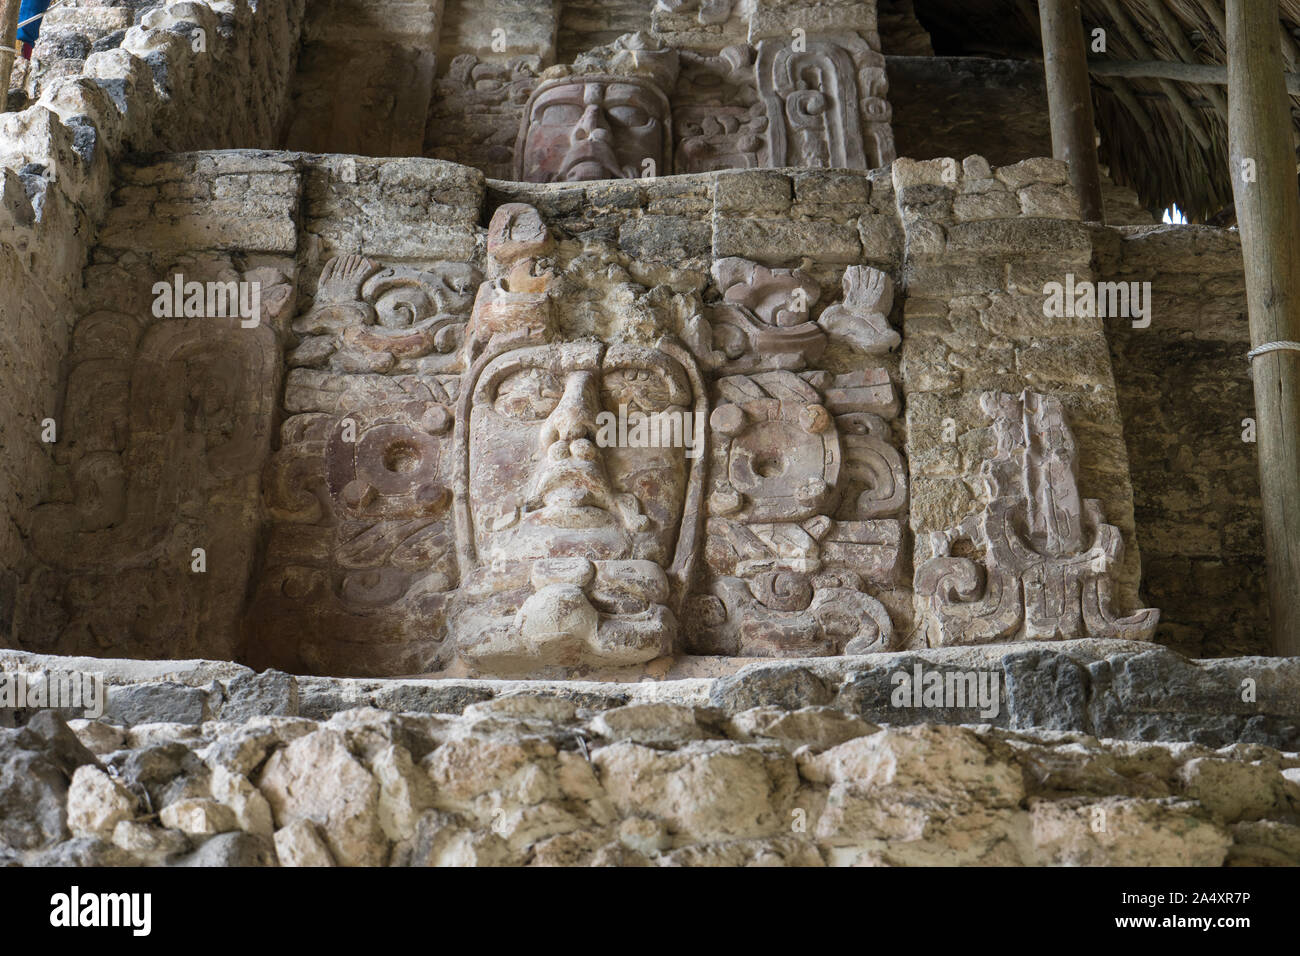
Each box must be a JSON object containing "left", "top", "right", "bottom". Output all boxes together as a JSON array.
[
  {"left": 527, "top": 457, "right": 618, "bottom": 513},
  {"left": 519, "top": 462, "right": 623, "bottom": 530},
  {"left": 521, "top": 503, "right": 617, "bottom": 529},
  {"left": 558, "top": 144, "right": 626, "bottom": 181},
  {"left": 563, "top": 160, "right": 624, "bottom": 182}
]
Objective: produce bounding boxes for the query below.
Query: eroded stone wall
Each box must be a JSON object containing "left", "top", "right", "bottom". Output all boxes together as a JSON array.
[
  {"left": 895, "top": 156, "right": 1144, "bottom": 628},
  {"left": 285, "top": 0, "right": 442, "bottom": 157},
  {"left": 1099, "top": 226, "right": 1266, "bottom": 659},
  {"left": 1, "top": 1, "right": 308, "bottom": 652},
  {"left": 888, "top": 57, "right": 1052, "bottom": 167}
]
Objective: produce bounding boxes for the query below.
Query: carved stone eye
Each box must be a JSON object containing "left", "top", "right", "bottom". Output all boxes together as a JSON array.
[
  {"left": 538, "top": 103, "right": 584, "bottom": 126},
  {"left": 492, "top": 368, "right": 563, "bottom": 421},
  {"left": 607, "top": 105, "right": 651, "bottom": 128},
  {"left": 601, "top": 368, "right": 674, "bottom": 415}
]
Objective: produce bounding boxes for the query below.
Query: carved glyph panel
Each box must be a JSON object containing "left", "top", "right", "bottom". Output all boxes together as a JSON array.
[{"left": 915, "top": 390, "right": 1159, "bottom": 645}]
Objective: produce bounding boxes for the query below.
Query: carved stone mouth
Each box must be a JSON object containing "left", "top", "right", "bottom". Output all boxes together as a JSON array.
[
  {"left": 527, "top": 459, "right": 616, "bottom": 512},
  {"left": 521, "top": 498, "right": 616, "bottom": 529},
  {"left": 518, "top": 460, "right": 656, "bottom": 534},
  {"left": 559, "top": 144, "right": 625, "bottom": 181}
]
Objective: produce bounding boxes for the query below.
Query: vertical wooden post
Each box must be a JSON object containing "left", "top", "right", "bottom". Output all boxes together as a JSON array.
[
  {"left": 0, "top": 0, "right": 21, "bottom": 112},
  {"left": 1228, "top": 0, "right": 1300, "bottom": 657},
  {"left": 1038, "top": 0, "right": 1106, "bottom": 222}
]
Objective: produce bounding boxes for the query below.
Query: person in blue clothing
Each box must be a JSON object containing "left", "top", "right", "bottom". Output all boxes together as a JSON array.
[{"left": 16, "top": 0, "right": 53, "bottom": 59}]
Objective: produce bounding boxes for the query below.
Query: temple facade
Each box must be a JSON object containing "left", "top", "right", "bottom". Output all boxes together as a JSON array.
[{"left": 0, "top": 1, "right": 1294, "bottom": 870}]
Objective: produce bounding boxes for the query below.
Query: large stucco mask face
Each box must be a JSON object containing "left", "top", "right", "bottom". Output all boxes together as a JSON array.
[
  {"left": 446, "top": 203, "right": 705, "bottom": 672},
  {"left": 517, "top": 76, "right": 671, "bottom": 182},
  {"left": 468, "top": 340, "right": 692, "bottom": 565}
]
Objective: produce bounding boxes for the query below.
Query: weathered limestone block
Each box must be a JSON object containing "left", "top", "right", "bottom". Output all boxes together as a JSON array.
[
  {"left": 99, "top": 152, "right": 302, "bottom": 254},
  {"left": 652, "top": 0, "right": 750, "bottom": 51},
  {"left": 713, "top": 216, "right": 864, "bottom": 265},
  {"left": 747, "top": 0, "right": 880, "bottom": 41},
  {"left": 110, "top": 820, "right": 190, "bottom": 860},
  {"left": 593, "top": 739, "right": 800, "bottom": 841},
  {"left": 441, "top": 0, "right": 558, "bottom": 64},
  {"left": 590, "top": 701, "right": 716, "bottom": 747},
  {"left": 210, "top": 765, "right": 275, "bottom": 837},
  {"left": 274, "top": 819, "right": 337, "bottom": 867},
  {"left": 66, "top": 765, "right": 138, "bottom": 839},
  {"left": 302, "top": 155, "right": 484, "bottom": 261},
  {"left": 725, "top": 705, "right": 876, "bottom": 751},
  {"left": 159, "top": 798, "right": 240, "bottom": 837},
  {"left": 258, "top": 728, "right": 387, "bottom": 867},
  {"left": 170, "top": 831, "right": 278, "bottom": 867},
  {"left": 1029, "top": 797, "right": 1231, "bottom": 866}
]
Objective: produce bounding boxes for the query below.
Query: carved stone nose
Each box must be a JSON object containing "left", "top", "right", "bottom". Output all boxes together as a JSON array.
[
  {"left": 543, "top": 437, "right": 596, "bottom": 461},
  {"left": 539, "top": 374, "right": 598, "bottom": 449},
  {"left": 553, "top": 409, "right": 591, "bottom": 442},
  {"left": 573, "top": 105, "right": 607, "bottom": 142}
]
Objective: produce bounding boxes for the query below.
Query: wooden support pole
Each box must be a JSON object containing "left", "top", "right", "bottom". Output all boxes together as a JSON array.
[
  {"left": 1, "top": 0, "right": 20, "bottom": 112},
  {"left": 1038, "top": 0, "right": 1106, "bottom": 221},
  {"left": 1227, "top": 0, "right": 1300, "bottom": 657}
]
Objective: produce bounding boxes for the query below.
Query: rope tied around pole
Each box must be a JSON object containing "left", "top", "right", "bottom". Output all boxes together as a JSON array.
[{"left": 1247, "top": 341, "right": 1300, "bottom": 362}]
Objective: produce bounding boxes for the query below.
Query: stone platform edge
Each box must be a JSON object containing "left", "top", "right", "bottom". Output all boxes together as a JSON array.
[{"left": 2, "top": 641, "right": 1297, "bottom": 751}]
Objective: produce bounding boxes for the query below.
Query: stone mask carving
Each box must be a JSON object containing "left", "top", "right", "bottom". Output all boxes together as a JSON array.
[
  {"left": 466, "top": 341, "right": 692, "bottom": 565},
  {"left": 516, "top": 75, "right": 673, "bottom": 182},
  {"left": 248, "top": 203, "right": 916, "bottom": 677},
  {"left": 448, "top": 203, "right": 707, "bottom": 672}
]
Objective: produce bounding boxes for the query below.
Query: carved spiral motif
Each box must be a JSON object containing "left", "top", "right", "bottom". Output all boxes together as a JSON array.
[{"left": 749, "top": 569, "right": 813, "bottom": 612}]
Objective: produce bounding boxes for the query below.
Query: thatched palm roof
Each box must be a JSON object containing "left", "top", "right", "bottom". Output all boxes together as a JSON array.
[{"left": 909, "top": 0, "right": 1300, "bottom": 222}]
